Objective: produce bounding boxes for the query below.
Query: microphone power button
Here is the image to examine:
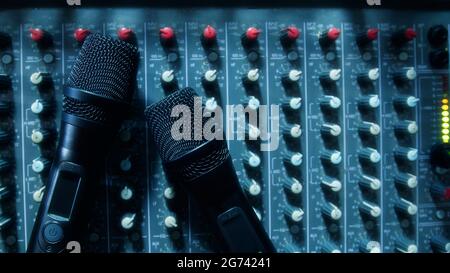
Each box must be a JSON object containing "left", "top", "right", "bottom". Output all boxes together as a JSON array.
[{"left": 43, "top": 223, "right": 64, "bottom": 244}]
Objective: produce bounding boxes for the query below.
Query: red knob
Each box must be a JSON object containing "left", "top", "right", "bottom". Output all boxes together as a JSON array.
[
  {"left": 29, "top": 28, "right": 45, "bottom": 42},
  {"left": 367, "top": 28, "right": 379, "bottom": 41},
  {"left": 245, "top": 27, "right": 261, "bottom": 41},
  {"left": 160, "top": 27, "right": 175, "bottom": 41},
  {"left": 286, "top": 26, "right": 300, "bottom": 40},
  {"left": 327, "top": 27, "right": 341, "bottom": 41},
  {"left": 203, "top": 25, "right": 217, "bottom": 41},
  {"left": 404, "top": 27, "right": 417, "bottom": 41},
  {"left": 445, "top": 188, "right": 450, "bottom": 200},
  {"left": 118, "top": 27, "right": 134, "bottom": 41},
  {"left": 74, "top": 28, "right": 91, "bottom": 43}
]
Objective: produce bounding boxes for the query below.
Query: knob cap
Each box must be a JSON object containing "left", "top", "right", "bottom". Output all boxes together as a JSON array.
[
  {"left": 31, "top": 99, "right": 53, "bottom": 115},
  {"left": 320, "top": 95, "right": 341, "bottom": 109},
  {"left": 160, "top": 27, "right": 176, "bottom": 47},
  {"left": 358, "top": 95, "right": 380, "bottom": 109},
  {"left": 163, "top": 187, "right": 176, "bottom": 200},
  {"left": 359, "top": 201, "right": 381, "bottom": 218},
  {"left": 242, "top": 179, "right": 261, "bottom": 196},
  {"left": 282, "top": 69, "right": 302, "bottom": 85},
  {"left": 394, "top": 147, "right": 418, "bottom": 162},
  {"left": 392, "top": 28, "right": 416, "bottom": 46},
  {"left": 395, "top": 120, "right": 418, "bottom": 135},
  {"left": 244, "top": 68, "right": 260, "bottom": 83},
  {"left": 246, "top": 124, "right": 261, "bottom": 140},
  {"left": 395, "top": 198, "right": 418, "bottom": 216},
  {"left": 359, "top": 147, "right": 381, "bottom": 163},
  {"left": 30, "top": 72, "right": 51, "bottom": 88},
  {"left": 31, "top": 128, "right": 53, "bottom": 145},
  {"left": 359, "top": 121, "right": 381, "bottom": 136},
  {"left": 202, "top": 69, "right": 218, "bottom": 85},
  {"left": 161, "top": 70, "right": 178, "bottom": 93},
  {"left": 205, "top": 97, "right": 218, "bottom": 112},
  {"left": 319, "top": 27, "right": 341, "bottom": 47},
  {"left": 321, "top": 123, "right": 342, "bottom": 137},
  {"left": 246, "top": 96, "right": 260, "bottom": 111},
  {"left": 284, "top": 205, "right": 304, "bottom": 222},
  {"left": 242, "top": 27, "right": 261, "bottom": 46},
  {"left": 394, "top": 67, "right": 417, "bottom": 83},
  {"left": 31, "top": 157, "right": 51, "bottom": 173},
  {"left": 164, "top": 215, "right": 178, "bottom": 229},
  {"left": 430, "top": 235, "right": 450, "bottom": 253},
  {"left": 283, "top": 177, "right": 303, "bottom": 194},
  {"left": 284, "top": 152, "right": 303, "bottom": 167},
  {"left": 356, "top": 28, "right": 379, "bottom": 47},
  {"left": 321, "top": 150, "right": 342, "bottom": 165},
  {"left": 280, "top": 26, "right": 300, "bottom": 46},
  {"left": 33, "top": 186, "right": 45, "bottom": 202},
  {"left": 395, "top": 238, "right": 418, "bottom": 253},
  {"left": 358, "top": 68, "right": 380, "bottom": 85},
  {"left": 120, "top": 185, "right": 133, "bottom": 201},
  {"left": 394, "top": 95, "right": 419, "bottom": 108},
  {"left": 283, "top": 97, "right": 302, "bottom": 111},
  {"left": 320, "top": 69, "right": 342, "bottom": 83},
  {"left": 73, "top": 28, "right": 91, "bottom": 43},
  {"left": 29, "top": 28, "right": 52, "bottom": 48},
  {"left": 322, "top": 202, "right": 342, "bottom": 220},
  {"left": 360, "top": 240, "right": 381, "bottom": 253},
  {"left": 282, "top": 124, "right": 302, "bottom": 139},
  {"left": 394, "top": 172, "right": 417, "bottom": 189},
  {"left": 359, "top": 174, "right": 381, "bottom": 191},
  {"left": 120, "top": 213, "right": 136, "bottom": 230},
  {"left": 244, "top": 151, "right": 261, "bottom": 168},
  {"left": 202, "top": 25, "right": 217, "bottom": 46},
  {"left": 321, "top": 176, "right": 342, "bottom": 192}
]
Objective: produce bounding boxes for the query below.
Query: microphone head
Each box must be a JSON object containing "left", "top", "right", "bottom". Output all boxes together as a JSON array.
[
  {"left": 145, "top": 88, "right": 229, "bottom": 181},
  {"left": 64, "top": 33, "right": 139, "bottom": 123}
]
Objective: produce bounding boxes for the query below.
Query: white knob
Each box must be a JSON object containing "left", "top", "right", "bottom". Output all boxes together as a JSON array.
[
  {"left": 120, "top": 186, "right": 133, "bottom": 201},
  {"left": 367, "top": 68, "right": 380, "bottom": 81},
  {"left": 247, "top": 68, "right": 260, "bottom": 82},
  {"left": 321, "top": 177, "right": 342, "bottom": 192},
  {"left": 204, "top": 69, "right": 218, "bottom": 82},
  {"left": 32, "top": 186, "right": 45, "bottom": 202},
  {"left": 405, "top": 67, "right": 417, "bottom": 80},
  {"left": 288, "top": 97, "right": 302, "bottom": 110},
  {"left": 288, "top": 69, "right": 302, "bottom": 82},
  {"left": 120, "top": 213, "right": 136, "bottom": 230},
  {"left": 329, "top": 69, "right": 342, "bottom": 81},
  {"left": 205, "top": 97, "right": 218, "bottom": 111},
  {"left": 247, "top": 151, "right": 261, "bottom": 168},
  {"left": 247, "top": 96, "right": 260, "bottom": 111},
  {"left": 164, "top": 215, "right": 178, "bottom": 228},
  {"left": 161, "top": 70, "right": 175, "bottom": 83},
  {"left": 164, "top": 187, "right": 175, "bottom": 200}
]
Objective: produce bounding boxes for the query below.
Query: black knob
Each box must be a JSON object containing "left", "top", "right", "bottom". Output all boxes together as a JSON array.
[
  {"left": 0, "top": 74, "right": 11, "bottom": 90},
  {"left": 428, "top": 25, "right": 448, "bottom": 47},
  {"left": 0, "top": 129, "right": 11, "bottom": 144},
  {"left": 0, "top": 100, "right": 11, "bottom": 115},
  {"left": 0, "top": 32, "right": 11, "bottom": 49},
  {"left": 430, "top": 143, "right": 450, "bottom": 171},
  {"left": 429, "top": 49, "right": 449, "bottom": 69}
]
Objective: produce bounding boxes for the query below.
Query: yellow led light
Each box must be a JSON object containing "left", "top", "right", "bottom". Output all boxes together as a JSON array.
[
  {"left": 443, "top": 135, "right": 450, "bottom": 143},
  {"left": 443, "top": 123, "right": 450, "bottom": 129},
  {"left": 443, "top": 105, "right": 450, "bottom": 111},
  {"left": 443, "top": 98, "right": 449, "bottom": 104},
  {"left": 442, "top": 128, "right": 450, "bottom": 135},
  {"left": 443, "top": 111, "right": 450, "bottom": 117},
  {"left": 443, "top": 117, "right": 450, "bottom": 123}
]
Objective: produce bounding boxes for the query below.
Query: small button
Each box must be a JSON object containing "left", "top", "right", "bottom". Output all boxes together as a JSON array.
[{"left": 43, "top": 223, "right": 64, "bottom": 244}]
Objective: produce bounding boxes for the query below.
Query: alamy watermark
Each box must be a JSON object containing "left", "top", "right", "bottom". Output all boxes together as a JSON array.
[{"left": 170, "top": 96, "right": 280, "bottom": 152}]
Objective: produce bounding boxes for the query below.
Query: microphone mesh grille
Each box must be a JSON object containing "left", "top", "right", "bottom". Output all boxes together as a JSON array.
[
  {"left": 145, "top": 88, "right": 229, "bottom": 181},
  {"left": 64, "top": 33, "right": 139, "bottom": 122}
]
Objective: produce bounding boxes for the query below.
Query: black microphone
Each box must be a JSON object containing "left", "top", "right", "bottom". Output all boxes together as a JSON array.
[
  {"left": 27, "top": 34, "right": 139, "bottom": 253},
  {"left": 145, "top": 88, "right": 276, "bottom": 253}
]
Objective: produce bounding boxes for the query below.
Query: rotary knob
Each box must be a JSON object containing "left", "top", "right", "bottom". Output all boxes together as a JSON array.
[
  {"left": 280, "top": 26, "right": 300, "bottom": 47},
  {"left": 430, "top": 235, "right": 450, "bottom": 253},
  {"left": 395, "top": 120, "right": 418, "bottom": 135},
  {"left": 31, "top": 128, "right": 53, "bottom": 145},
  {"left": 29, "top": 28, "right": 52, "bottom": 48},
  {"left": 33, "top": 186, "right": 45, "bottom": 202},
  {"left": 394, "top": 67, "right": 417, "bottom": 84},
  {"left": 117, "top": 27, "right": 134, "bottom": 42},
  {"left": 322, "top": 202, "right": 342, "bottom": 220},
  {"left": 283, "top": 97, "right": 302, "bottom": 111},
  {"left": 322, "top": 241, "right": 341, "bottom": 253},
  {"left": 202, "top": 69, "right": 218, "bottom": 90},
  {"left": 360, "top": 240, "right": 381, "bottom": 253},
  {"left": 395, "top": 238, "right": 418, "bottom": 253},
  {"left": 429, "top": 49, "right": 449, "bottom": 69},
  {"left": 321, "top": 123, "right": 342, "bottom": 137},
  {"left": 119, "top": 157, "right": 132, "bottom": 172},
  {"left": 244, "top": 151, "right": 261, "bottom": 168},
  {"left": 357, "top": 68, "right": 380, "bottom": 87},
  {"left": 321, "top": 149, "right": 342, "bottom": 165},
  {"left": 395, "top": 198, "right": 418, "bottom": 216},
  {"left": 358, "top": 94, "right": 380, "bottom": 109},
  {"left": 242, "top": 179, "right": 261, "bottom": 197},
  {"left": 282, "top": 124, "right": 302, "bottom": 139},
  {"left": 205, "top": 97, "right": 218, "bottom": 112},
  {"left": 359, "top": 121, "right": 381, "bottom": 136},
  {"left": 246, "top": 124, "right": 261, "bottom": 140},
  {"left": 159, "top": 27, "right": 176, "bottom": 47},
  {"left": 284, "top": 152, "right": 303, "bottom": 167},
  {"left": 120, "top": 213, "right": 136, "bottom": 230},
  {"left": 428, "top": 25, "right": 448, "bottom": 47},
  {"left": 359, "top": 174, "right": 381, "bottom": 191},
  {"left": 31, "top": 99, "right": 54, "bottom": 115},
  {"left": 243, "top": 68, "right": 260, "bottom": 85},
  {"left": 163, "top": 187, "right": 176, "bottom": 200},
  {"left": 394, "top": 147, "right": 418, "bottom": 162},
  {"left": 391, "top": 27, "right": 416, "bottom": 46},
  {"left": 164, "top": 215, "right": 178, "bottom": 229},
  {"left": 30, "top": 72, "right": 52, "bottom": 88},
  {"left": 359, "top": 147, "right": 381, "bottom": 163},
  {"left": 282, "top": 69, "right": 302, "bottom": 85},
  {"left": 161, "top": 70, "right": 178, "bottom": 93},
  {"left": 31, "top": 157, "right": 51, "bottom": 174},
  {"left": 246, "top": 96, "right": 260, "bottom": 111},
  {"left": 320, "top": 69, "right": 342, "bottom": 84},
  {"left": 283, "top": 177, "right": 303, "bottom": 194},
  {"left": 359, "top": 201, "right": 381, "bottom": 218},
  {"left": 321, "top": 176, "right": 342, "bottom": 192},
  {"left": 241, "top": 27, "right": 261, "bottom": 47},
  {"left": 201, "top": 25, "right": 217, "bottom": 47},
  {"left": 319, "top": 27, "right": 341, "bottom": 48},
  {"left": 394, "top": 95, "right": 419, "bottom": 108},
  {"left": 356, "top": 28, "right": 379, "bottom": 47},
  {"left": 394, "top": 172, "right": 417, "bottom": 189},
  {"left": 284, "top": 205, "right": 304, "bottom": 223},
  {"left": 320, "top": 95, "right": 341, "bottom": 110},
  {"left": 120, "top": 185, "right": 133, "bottom": 201},
  {"left": 73, "top": 28, "right": 91, "bottom": 44}
]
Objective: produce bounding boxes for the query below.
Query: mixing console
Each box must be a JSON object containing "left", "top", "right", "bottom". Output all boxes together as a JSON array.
[{"left": 0, "top": 5, "right": 449, "bottom": 253}]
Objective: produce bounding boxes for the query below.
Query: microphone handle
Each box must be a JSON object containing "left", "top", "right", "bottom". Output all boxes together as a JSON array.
[
  {"left": 27, "top": 114, "right": 112, "bottom": 253},
  {"left": 179, "top": 156, "right": 276, "bottom": 253}
]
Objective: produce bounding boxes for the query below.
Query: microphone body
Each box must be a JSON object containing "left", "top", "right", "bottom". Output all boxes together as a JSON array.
[
  {"left": 28, "top": 34, "right": 139, "bottom": 253},
  {"left": 146, "top": 88, "right": 276, "bottom": 253}
]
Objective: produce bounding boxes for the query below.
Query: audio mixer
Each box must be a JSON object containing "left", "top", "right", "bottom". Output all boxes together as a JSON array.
[{"left": 0, "top": 2, "right": 450, "bottom": 253}]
